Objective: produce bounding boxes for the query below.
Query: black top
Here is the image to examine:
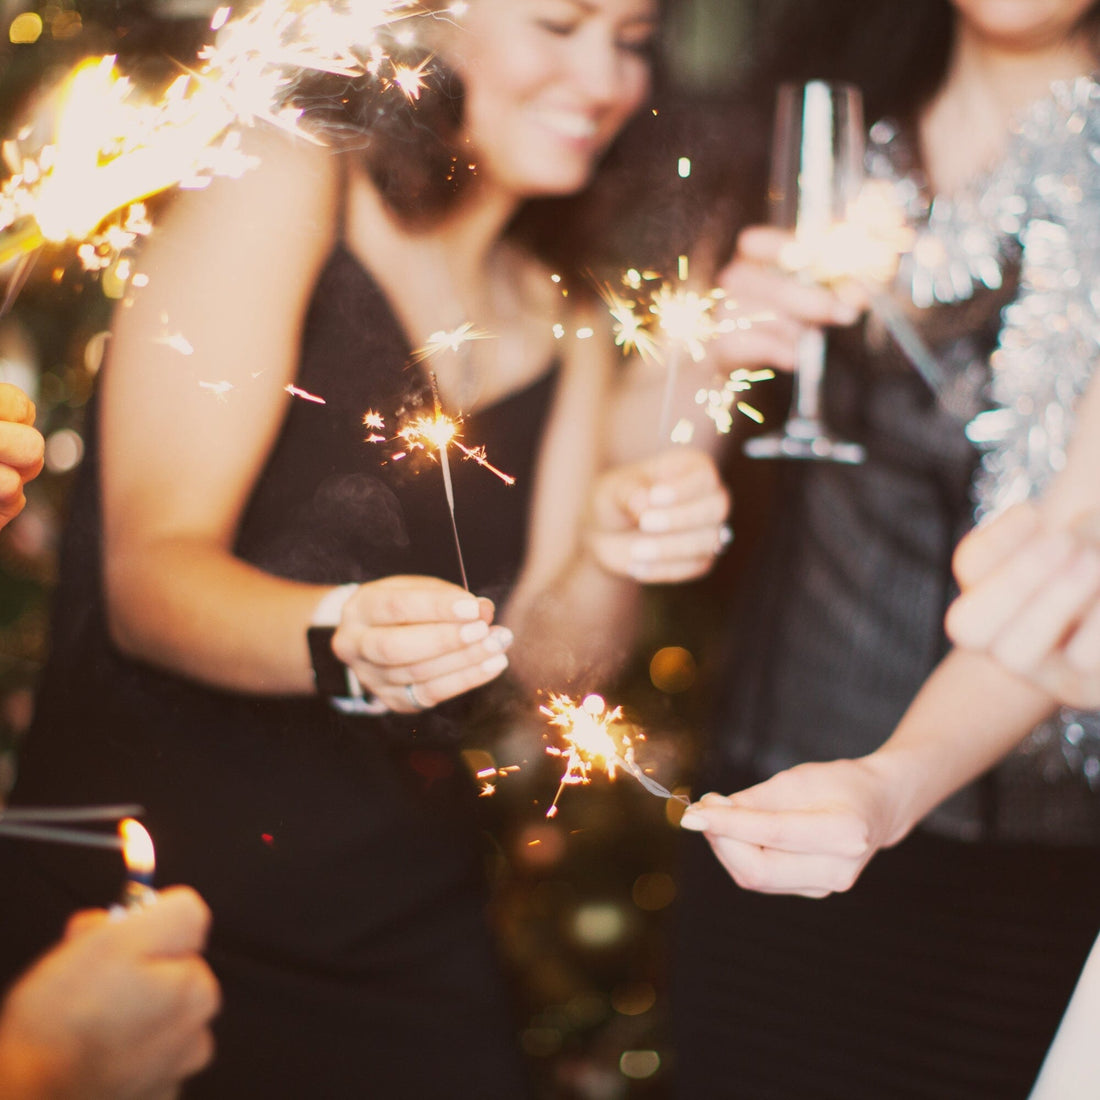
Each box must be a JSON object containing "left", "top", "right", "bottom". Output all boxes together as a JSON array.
[
  {"left": 708, "top": 270, "right": 1100, "bottom": 843},
  {"left": 9, "top": 242, "right": 555, "bottom": 1097}
]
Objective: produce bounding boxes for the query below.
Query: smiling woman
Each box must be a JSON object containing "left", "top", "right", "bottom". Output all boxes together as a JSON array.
[{"left": 0, "top": 1, "right": 733, "bottom": 1097}]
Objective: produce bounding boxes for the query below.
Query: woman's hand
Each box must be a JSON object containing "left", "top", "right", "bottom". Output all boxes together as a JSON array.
[
  {"left": 331, "top": 575, "right": 514, "bottom": 713},
  {"left": 679, "top": 756, "right": 905, "bottom": 898},
  {"left": 946, "top": 503, "right": 1100, "bottom": 708},
  {"left": 584, "top": 447, "right": 731, "bottom": 584},
  {"left": 0, "top": 383, "right": 44, "bottom": 529},
  {"left": 712, "top": 225, "right": 865, "bottom": 373}
]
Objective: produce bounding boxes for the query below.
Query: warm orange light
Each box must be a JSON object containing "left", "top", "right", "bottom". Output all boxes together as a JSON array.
[{"left": 119, "top": 817, "right": 155, "bottom": 882}]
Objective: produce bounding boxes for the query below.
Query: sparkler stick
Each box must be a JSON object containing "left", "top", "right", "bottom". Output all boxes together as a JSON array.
[
  {"left": 0, "top": 803, "right": 144, "bottom": 849},
  {"left": 540, "top": 693, "right": 688, "bottom": 818},
  {"left": 0, "top": 822, "right": 124, "bottom": 849},
  {"left": 429, "top": 372, "right": 468, "bottom": 590}
]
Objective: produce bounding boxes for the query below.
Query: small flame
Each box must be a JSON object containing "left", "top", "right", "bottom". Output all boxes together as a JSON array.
[{"left": 118, "top": 817, "right": 155, "bottom": 881}]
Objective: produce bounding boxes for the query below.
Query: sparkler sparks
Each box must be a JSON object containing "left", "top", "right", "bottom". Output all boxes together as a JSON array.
[
  {"left": 365, "top": 375, "right": 514, "bottom": 589},
  {"left": 285, "top": 383, "right": 327, "bottom": 404},
  {"left": 540, "top": 692, "right": 687, "bottom": 818},
  {"left": 0, "top": 0, "right": 438, "bottom": 292},
  {"left": 600, "top": 265, "right": 774, "bottom": 440},
  {"left": 409, "top": 322, "right": 494, "bottom": 364}
]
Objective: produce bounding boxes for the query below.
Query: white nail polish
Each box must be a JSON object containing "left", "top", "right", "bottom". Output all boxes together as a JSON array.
[
  {"left": 484, "top": 627, "right": 514, "bottom": 653},
  {"left": 639, "top": 511, "right": 670, "bottom": 533},
  {"left": 460, "top": 620, "right": 489, "bottom": 644},
  {"left": 452, "top": 599, "right": 481, "bottom": 621},
  {"left": 481, "top": 654, "right": 509, "bottom": 675}
]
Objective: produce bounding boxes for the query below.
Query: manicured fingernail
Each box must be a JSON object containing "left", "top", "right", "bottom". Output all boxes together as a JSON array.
[
  {"left": 452, "top": 599, "right": 481, "bottom": 620},
  {"left": 460, "top": 620, "right": 490, "bottom": 643},
  {"left": 679, "top": 811, "right": 707, "bottom": 832},
  {"left": 481, "top": 654, "right": 509, "bottom": 675},
  {"left": 485, "top": 627, "right": 514, "bottom": 653},
  {"left": 834, "top": 302, "right": 860, "bottom": 325},
  {"left": 701, "top": 793, "right": 732, "bottom": 807},
  {"left": 639, "top": 510, "right": 670, "bottom": 533},
  {"left": 648, "top": 485, "right": 676, "bottom": 507},
  {"left": 631, "top": 539, "right": 659, "bottom": 562}
]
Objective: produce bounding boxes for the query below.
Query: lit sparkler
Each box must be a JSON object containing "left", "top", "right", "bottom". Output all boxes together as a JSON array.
[
  {"left": 0, "top": 0, "right": 433, "bottom": 293},
  {"left": 409, "top": 322, "right": 494, "bottom": 364},
  {"left": 600, "top": 263, "right": 772, "bottom": 441},
  {"left": 365, "top": 373, "right": 514, "bottom": 589},
  {"left": 540, "top": 692, "right": 687, "bottom": 818}
]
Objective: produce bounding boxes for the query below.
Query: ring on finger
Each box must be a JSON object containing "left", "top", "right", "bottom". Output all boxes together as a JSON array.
[
  {"left": 714, "top": 524, "right": 734, "bottom": 556},
  {"left": 405, "top": 682, "right": 425, "bottom": 710}
]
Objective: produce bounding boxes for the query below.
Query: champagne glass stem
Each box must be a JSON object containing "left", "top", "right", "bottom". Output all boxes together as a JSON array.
[{"left": 792, "top": 327, "right": 826, "bottom": 425}]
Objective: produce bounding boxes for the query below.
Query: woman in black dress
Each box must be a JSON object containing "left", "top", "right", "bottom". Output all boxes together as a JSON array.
[{"left": 1, "top": 2, "right": 730, "bottom": 1095}]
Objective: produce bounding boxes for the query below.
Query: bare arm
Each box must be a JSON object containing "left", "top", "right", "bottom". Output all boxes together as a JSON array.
[
  {"left": 682, "top": 324, "right": 1100, "bottom": 899},
  {"left": 101, "top": 133, "right": 509, "bottom": 708},
  {"left": 506, "top": 306, "right": 729, "bottom": 690}
]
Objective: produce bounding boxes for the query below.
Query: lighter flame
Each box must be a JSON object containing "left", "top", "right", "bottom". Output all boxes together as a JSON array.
[{"left": 118, "top": 817, "right": 155, "bottom": 880}]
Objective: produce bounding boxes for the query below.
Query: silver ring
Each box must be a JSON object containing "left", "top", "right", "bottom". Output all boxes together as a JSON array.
[{"left": 404, "top": 682, "right": 425, "bottom": 710}]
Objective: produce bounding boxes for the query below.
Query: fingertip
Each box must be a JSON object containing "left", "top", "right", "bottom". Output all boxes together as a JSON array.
[{"left": 679, "top": 810, "right": 707, "bottom": 831}]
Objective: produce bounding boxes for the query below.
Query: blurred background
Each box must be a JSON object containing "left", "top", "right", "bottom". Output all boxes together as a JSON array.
[{"left": 0, "top": 2, "right": 765, "bottom": 1096}]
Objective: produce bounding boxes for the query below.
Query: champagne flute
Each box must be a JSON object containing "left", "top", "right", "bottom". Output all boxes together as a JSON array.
[{"left": 744, "top": 80, "right": 866, "bottom": 464}]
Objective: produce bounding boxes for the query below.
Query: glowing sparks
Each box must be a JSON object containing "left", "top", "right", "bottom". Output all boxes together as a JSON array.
[
  {"left": 600, "top": 265, "right": 773, "bottom": 440},
  {"left": 410, "top": 322, "right": 494, "bottom": 364},
  {"left": 154, "top": 332, "right": 194, "bottom": 356},
  {"left": 390, "top": 56, "right": 433, "bottom": 101},
  {"left": 367, "top": 408, "right": 516, "bottom": 485},
  {"left": 696, "top": 368, "right": 776, "bottom": 434},
  {"left": 0, "top": 0, "right": 433, "bottom": 289},
  {"left": 284, "top": 383, "right": 326, "bottom": 404},
  {"left": 540, "top": 693, "right": 686, "bottom": 818},
  {"left": 366, "top": 376, "right": 514, "bottom": 590}
]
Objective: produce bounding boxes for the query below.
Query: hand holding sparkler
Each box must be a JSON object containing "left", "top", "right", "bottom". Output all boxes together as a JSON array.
[
  {"left": 0, "top": 886, "right": 219, "bottom": 1099},
  {"left": 330, "top": 576, "right": 513, "bottom": 713},
  {"left": 0, "top": 384, "right": 44, "bottom": 529},
  {"left": 583, "top": 447, "right": 731, "bottom": 585},
  {"left": 678, "top": 756, "right": 905, "bottom": 898}
]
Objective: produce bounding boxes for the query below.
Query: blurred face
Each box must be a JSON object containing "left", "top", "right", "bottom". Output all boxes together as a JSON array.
[
  {"left": 446, "top": 0, "right": 658, "bottom": 198},
  {"left": 950, "top": 0, "right": 1098, "bottom": 49}
]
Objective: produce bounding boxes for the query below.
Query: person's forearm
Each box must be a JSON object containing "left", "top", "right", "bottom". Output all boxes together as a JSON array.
[
  {"left": 505, "top": 550, "right": 642, "bottom": 693},
  {"left": 105, "top": 536, "right": 327, "bottom": 694},
  {"left": 865, "top": 647, "right": 1057, "bottom": 844}
]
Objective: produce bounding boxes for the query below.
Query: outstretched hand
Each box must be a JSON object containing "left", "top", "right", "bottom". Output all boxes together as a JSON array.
[
  {"left": 679, "top": 757, "right": 904, "bottom": 898},
  {"left": 947, "top": 502, "right": 1100, "bottom": 708},
  {"left": 0, "top": 383, "right": 45, "bottom": 529},
  {"left": 585, "top": 446, "right": 731, "bottom": 584},
  {"left": 332, "top": 575, "right": 513, "bottom": 713}
]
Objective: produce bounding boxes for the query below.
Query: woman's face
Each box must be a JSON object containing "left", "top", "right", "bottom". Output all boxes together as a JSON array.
[
  {"left": 446, "top": 0, "right": 658, "bottom": 199},
  {"left": 950, "top": 0, "right": 1098, "bottom": 50}
]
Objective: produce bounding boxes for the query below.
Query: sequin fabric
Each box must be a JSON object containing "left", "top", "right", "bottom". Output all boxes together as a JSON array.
[{"left": 870, "top": 80, "right": 1100, "bottom": 820}]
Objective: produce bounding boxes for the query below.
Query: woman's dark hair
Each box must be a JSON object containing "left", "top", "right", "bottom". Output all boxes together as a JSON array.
[{"left": 293, "top": 1, "right": 677, "bottom": 284}]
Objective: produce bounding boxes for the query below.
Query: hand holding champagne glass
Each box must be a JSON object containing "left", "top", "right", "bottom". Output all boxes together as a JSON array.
[{"left": 744, "top": 80, "right": 867, "bottom": 464}]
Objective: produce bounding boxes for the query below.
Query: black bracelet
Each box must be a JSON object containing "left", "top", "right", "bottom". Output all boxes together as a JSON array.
[{"left": 306, "top": 626, "right": 350, "bottom": 697}]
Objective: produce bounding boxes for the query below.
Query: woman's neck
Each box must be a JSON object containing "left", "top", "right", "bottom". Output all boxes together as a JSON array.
[{"left": 919, "top": 23, "right": 1097, "bottom": 195}]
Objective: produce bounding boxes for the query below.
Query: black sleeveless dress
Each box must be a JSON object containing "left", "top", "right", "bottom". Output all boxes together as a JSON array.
[{"left": 3, "top": 243, "right": 550, "bottom": 1098}]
